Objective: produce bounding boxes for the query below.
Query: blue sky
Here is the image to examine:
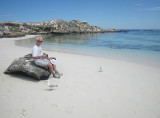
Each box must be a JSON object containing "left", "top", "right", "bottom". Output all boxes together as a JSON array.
[{"left": 0, "top": 0, "right": 160, "bottom": 29}]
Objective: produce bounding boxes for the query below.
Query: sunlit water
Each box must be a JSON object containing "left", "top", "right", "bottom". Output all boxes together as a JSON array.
[{"left": 16, "top": 30, "right": 160, "bottom": 68}]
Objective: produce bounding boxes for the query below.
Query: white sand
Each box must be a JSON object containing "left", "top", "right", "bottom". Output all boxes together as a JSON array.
[{"left": 0, "top": 35, "right": 160, "bottom": 118}]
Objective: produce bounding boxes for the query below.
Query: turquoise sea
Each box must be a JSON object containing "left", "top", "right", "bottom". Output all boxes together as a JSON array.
[{"left": 16, "top": 29, "right": 160, "bottom": 68}]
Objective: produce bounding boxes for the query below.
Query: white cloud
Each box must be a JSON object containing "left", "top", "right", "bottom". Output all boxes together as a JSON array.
[{"left": 145, "top": 7, "right": 160, "bottom": 10}]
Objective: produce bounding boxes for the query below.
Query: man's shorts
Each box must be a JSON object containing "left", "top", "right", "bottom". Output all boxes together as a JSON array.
[{"left": 34, "top": 59, "right": 50, "bottom": 69}]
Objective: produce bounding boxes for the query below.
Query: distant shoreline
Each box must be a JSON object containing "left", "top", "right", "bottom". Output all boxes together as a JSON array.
[{"left": 0, "top": 20, "right": 127, "bottom": 38}]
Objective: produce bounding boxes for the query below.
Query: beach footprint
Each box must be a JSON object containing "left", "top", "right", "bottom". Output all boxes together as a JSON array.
[
  {"left": 21, "top": 109, "right": 28, "bottom": 116},
  {"left": 65, "top": 106, "right": 74, "bottom": 114},
  {"left": 20, "top": 104, "right": 34, "bottom": 117},
  {"left": 51, "top": 104, "right": 58, "bottom": 109}
]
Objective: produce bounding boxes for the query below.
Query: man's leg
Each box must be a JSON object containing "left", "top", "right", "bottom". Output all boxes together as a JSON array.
[
  {"left": 47, "top": 63, "right": 55, "bottom": 75},
  {"left": 35, "top": 59, "right": 60, "bottom": 78},
  {"left": 47, "top": 63, "right": 60, "bottom": 78},
  {"left": 52, "top": 64, "right": 63, "bottom": 76}
]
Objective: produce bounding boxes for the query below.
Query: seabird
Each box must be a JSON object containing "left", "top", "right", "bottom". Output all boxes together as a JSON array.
[
  {"left": 47, "top": 80, "right": 58, "bottom": 91},
  {"left": 99, "top": 66, "right": 103, "bottom": 72}
]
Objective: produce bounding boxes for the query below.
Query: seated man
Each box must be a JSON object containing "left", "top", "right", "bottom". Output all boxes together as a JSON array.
[{"left": 32, "top": 37, "right": 62, "bottom": 78}]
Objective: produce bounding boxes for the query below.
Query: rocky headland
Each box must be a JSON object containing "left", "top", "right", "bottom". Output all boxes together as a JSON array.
[{"left": 0, "top": 19, "right": 126, "bottom": 38}]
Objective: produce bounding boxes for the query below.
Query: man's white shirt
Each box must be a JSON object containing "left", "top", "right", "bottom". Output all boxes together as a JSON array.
[{"left": 32, "top": 45, "right": 43, "bottom": 62}]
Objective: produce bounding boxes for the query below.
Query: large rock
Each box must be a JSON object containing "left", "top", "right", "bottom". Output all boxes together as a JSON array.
[{"left": 4, "top": 54, "right": 51, "bottom": 80}]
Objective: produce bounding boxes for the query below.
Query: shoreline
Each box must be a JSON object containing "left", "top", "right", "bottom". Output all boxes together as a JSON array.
[
  {"left": 14, "top": 35, "right": 160, "bottom": 69},
  {"left": 0, "top": 35, "right": 160, "bottom": 118},
  {"left": 42, "top": 48, "right": 160, "bottom": 69}
]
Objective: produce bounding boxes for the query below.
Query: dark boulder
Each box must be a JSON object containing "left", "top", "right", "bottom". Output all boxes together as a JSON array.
[{"left": 4, "top": 54, "right": 51, "bottom": 80}]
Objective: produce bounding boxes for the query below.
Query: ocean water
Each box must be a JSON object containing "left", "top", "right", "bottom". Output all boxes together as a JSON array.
[{"left": 16, "top": 30, "right": 160, "bottom": 68}]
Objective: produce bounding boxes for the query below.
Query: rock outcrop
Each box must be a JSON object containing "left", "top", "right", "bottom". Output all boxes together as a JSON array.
[
  {"left": 0, "top": 19, "right": 124, "bottom": 38},
  {"left": 4, "top": 54, "right": 51, "bottom": 80}
]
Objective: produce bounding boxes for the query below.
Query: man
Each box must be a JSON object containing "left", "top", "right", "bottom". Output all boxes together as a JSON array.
[{"left": 32, "top": 37, "right": 62, "bottom": 78}]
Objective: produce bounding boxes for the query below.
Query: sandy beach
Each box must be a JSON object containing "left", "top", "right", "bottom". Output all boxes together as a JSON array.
[{"left": 0, "top": 35, "right": 160, "bottom": 118}]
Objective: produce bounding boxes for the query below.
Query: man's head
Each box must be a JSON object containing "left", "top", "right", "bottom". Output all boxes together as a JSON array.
[{"left": 36, "top": 37, "right": 43, "bottom": 46}]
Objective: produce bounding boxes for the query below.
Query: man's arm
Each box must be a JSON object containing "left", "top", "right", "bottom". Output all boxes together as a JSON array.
[{"left": 32, "top": 55, "right": 47, "bottom": 59}]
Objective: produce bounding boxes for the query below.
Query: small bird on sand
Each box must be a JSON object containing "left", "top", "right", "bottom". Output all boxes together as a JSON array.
[
  {"left": 99, "top": 66, "right": 103, "bottom": 72},
  {"left": 47, "top": 80, "right": 58, "bottom": 91}
]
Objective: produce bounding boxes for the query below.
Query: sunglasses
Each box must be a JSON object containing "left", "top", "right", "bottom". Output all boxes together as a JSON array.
[{"left": 38, "top": 40, "right": 43, "bottom": 43}]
